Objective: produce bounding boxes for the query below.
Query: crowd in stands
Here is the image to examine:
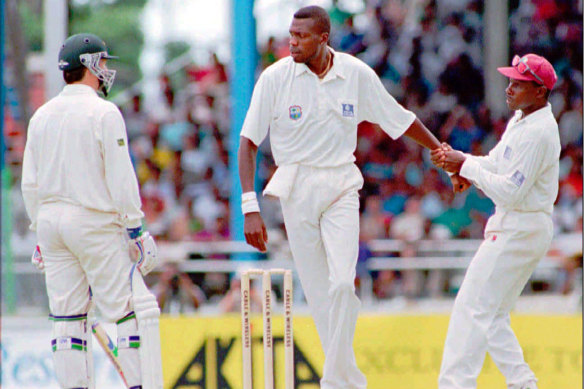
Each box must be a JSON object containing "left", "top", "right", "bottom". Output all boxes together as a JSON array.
[{"left": 8, "top": 0, "right": 583, "bottom": 311}]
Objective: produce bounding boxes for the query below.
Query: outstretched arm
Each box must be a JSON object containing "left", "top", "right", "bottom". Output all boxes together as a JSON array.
[
  {"left": 430, "top": 143, "right": 472, "bottom": 193},
  {"left": 402, "top": 118, "right": 441, "bottom": 150},
  {"left": 405, "top": 120, "right": 471, "bottom": 193},
  {"left": 238, "top": 136, "right": 268, "bottom": 253}
]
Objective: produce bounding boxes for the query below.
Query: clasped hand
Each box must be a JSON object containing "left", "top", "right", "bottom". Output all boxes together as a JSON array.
[{"left": 431, "top": 143, "right": 472, "bottom": 193}]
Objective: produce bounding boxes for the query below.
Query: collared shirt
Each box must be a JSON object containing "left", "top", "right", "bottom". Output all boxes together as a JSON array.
[
  {"left": 460, "top": 104, "right": 560, "bottom": 214},
  {"left": 240, "top": 48, "right": 416, "bottom": 167},
  {"left": 22, "top": 84, "right": 143, "bottom": 230}
]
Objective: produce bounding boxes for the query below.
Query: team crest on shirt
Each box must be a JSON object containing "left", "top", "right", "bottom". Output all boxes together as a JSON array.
[
  {"left": 289, "top": 105, "right": 302, "bottom": 120},
  {"left": 342, "top": 103, "right": 354, "bottom": 117}
]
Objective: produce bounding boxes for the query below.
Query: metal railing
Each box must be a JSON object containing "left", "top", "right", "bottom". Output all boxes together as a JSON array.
[{"left": 5, "top": 238, "right": 567, "bottom": 313}]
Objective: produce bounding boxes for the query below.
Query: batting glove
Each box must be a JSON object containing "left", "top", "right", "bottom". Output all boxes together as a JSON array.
[
  {"left": 31, "top": 245, "right": 45, "bottom": 272},
  {"left": 128, "top": 231, "right": 158, "bottom": 276}
]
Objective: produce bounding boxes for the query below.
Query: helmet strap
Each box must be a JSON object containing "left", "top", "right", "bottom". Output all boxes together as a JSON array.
[{"left": 98, "top": 79, "right": 108, "bottom": 97}]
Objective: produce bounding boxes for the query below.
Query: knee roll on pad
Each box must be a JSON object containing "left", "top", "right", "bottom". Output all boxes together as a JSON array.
[{"left": 51, "top": 316, "right": 90, "bottom": 388}]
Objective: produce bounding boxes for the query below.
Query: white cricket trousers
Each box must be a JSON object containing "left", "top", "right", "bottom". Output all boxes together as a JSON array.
[
  {"left": 37, "top": 202, "right": 135, "bottom": 320},
  {"left": 439, "top": 210, "right": 553, "bottom": 389},
  {"left": 279, "top": 163, "right": 367, "bottom": 389}
]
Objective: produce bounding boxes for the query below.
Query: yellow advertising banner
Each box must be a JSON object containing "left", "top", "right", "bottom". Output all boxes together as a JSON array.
[{"left": 160, "top": 314, "right": 582, "bottom": 389}]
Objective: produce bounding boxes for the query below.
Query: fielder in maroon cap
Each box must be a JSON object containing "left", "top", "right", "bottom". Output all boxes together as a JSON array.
[
  {"left": 430, "top": 53, "right": 561, "bottom": 389},
  {"left": 497, "top": 53, "right": 558, "bottom": 117}
]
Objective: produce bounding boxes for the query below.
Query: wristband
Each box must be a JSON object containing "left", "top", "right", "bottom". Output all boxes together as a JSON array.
[
  {"left": 241, "top": 191, "right": 260, "bottom": 215},
  {"left": 127, "top": 226, "right": 143, "bottom": 239}
]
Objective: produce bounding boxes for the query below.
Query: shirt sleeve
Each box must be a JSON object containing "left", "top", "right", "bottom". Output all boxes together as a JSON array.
[
  {"left": 358, "top": 65, "right": 416, "bottom": 139},
  {"left": 240, "top": 71, "right": 275, "bottom": 146},
  {"left": 100, "top": 108, "right": 144, "bottom": 229},
  {"left": 459, "top": 134, "right": 547, "bottom": 207},
  {"left": 21, "top": 119, "right": 39, "bottom": 231},
  {"left": 466, "top": 140, "right": 502, "bottom": 174}
]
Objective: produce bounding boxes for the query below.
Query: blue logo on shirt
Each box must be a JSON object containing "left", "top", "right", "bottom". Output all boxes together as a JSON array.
[
  {"left": 289, "top": 105, "right": 302, "bottom": 120},
  {"left": 504, "top": 146, "right": 512, "bottom": 160},
  {"left": 342, "top": 103, "right": 354, "bottom": 117},
  {"left": 511, "top": 170, "right": 525, "bottom": 187}
]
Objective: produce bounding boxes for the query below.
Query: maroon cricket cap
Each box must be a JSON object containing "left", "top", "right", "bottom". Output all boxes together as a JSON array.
[{"left": 497, "top": 53, "right": 557, "bottom": 90}]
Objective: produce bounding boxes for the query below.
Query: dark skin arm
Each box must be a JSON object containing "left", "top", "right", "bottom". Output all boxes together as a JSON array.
[
  {"left": 177, "top": 273, "right": 205, "bottom": 309},
  {"left": 450, "top": 173, "right": 472, "bottom": 193},
  {"left": 430, "top": 143, "right": 467, "bottom": 174},
  {"left": 403, "top": 119, "right": 471, "bottom": 193},
  {"left": 403, "top": 118, "right": 442, "bottom": 150},
  {"left": 238, "top": 136, "right": 268, "bottom": 253}
]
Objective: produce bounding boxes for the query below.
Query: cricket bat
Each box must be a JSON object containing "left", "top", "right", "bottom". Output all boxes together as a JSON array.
[{"left": 91, "top": 321, "right": 130, "bottom": 388}]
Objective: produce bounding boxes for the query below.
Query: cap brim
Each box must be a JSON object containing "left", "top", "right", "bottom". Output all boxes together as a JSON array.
[
  {"left": 497, "top": 66, "right": 535, "bottom": 82},
  {"left": 103, "top": 54, "right": 118, "bottom": 60}
]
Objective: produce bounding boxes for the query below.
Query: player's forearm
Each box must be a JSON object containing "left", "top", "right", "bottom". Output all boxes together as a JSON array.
[
  {"left": 403, "top": 118, "right": 441, "bottom": 150},
  {"left": 105, "top": 164, "right": 144, "bottom": 228},
  {"left": 238, "top": 136, "right": 259, "bottom": 193},
  {"left": 460, "top": 158, "right": 527, "bottom": 205},
  {"left": 21, "top": 188, "right": 39, "bottom": 231},
  {"left": 21, "top": 141, "right": 39, "bottom": 230}
]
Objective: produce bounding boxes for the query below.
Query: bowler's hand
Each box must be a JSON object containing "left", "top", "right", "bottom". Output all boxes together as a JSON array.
[
  {"left": 450, "top": 173, "right": 472, "bottom": 193},
  {"left": 442, "top": 148, "right": 466, "bottom": 173},
  {"left": 434, "top": 143, "right": 466, "bottom": 173},
  {"left": 430, "top": 148, "right": 443, "bottom": 169},
  {"left": 244, "top": 212, "right": 268, "bottom": 253},
  {"left": 430, "top": 142, "right": 451, "bottom": 169}
]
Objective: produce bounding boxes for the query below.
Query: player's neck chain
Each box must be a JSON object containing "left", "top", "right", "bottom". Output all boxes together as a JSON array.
[{"left": 317, "top": 50, "right": 333, "bottom": 79}]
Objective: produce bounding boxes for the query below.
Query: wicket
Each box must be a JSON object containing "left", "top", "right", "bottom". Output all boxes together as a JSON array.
[{"left": 241, "top": 269, "right": 294, "bottom": 389}]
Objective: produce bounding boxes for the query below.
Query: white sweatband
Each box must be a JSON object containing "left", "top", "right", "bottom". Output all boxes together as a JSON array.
[{"left": 241, "top": 192, "right": 260, "bottom": 215}]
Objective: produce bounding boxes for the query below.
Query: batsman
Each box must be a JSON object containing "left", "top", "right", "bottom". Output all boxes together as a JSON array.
[{"left": 22, "top": 33, "right": 163, "bottom": 389}]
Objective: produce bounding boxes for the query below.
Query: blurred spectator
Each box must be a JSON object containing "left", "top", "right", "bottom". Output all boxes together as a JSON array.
[
  {"left": 361, "top": 195, "right": 390, "bottom": 240},
  {"left": 558, "top": 96, "right": 583, "bottom": 148},
  {"left": 389, "top": 197, "right": 426, "bottom": 242},
  {"left": 7, "top": 0, "right": 582, "bottom": 306},
  {"left": 261, "top": 36, "right": 278, "bottom": 68},
  {"left": 440, "top": 105, "right": 484, "bottom": 153},
  {"left": 219, "top": 275, "right": 262, "bottom": 313},
  {"left": 440, "top": 53, "right": 484, "bottom": 109},
  {"left": 337, "top": 15, "right": 367, "bottom": 56},
  {"left": 373, "top": 267, "right": 396, "bottom": 300},
  {"left": 124, "top": 94, "right": 148, "bottom": 140},
  {"left": 153, "top": 262, "right": 206, "bottom": 314},
  {"left": 547, "top": 217, "right": 583, "bottom": 295}
]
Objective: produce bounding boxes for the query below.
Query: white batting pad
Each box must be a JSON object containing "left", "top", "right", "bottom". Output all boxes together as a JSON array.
[
  {"left": 117, "top": 316, "right": 142, "bottom": 388},
  {"left": 52, "top": 319, "right": 91, "bottom": 388},
  {"left": 131, "top": 266, "right": 163, "bottom": 389}
]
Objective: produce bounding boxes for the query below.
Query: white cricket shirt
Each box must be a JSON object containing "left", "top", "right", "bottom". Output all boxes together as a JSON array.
[
  {"left": 22, "top": 84, "right": 144, "bottom": 230},
  {"left": 240, "top": 48, "right": 416, "bottom": 167},
  {"left": 460, "top": 104, "right": 560, "bottom": 214}
]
